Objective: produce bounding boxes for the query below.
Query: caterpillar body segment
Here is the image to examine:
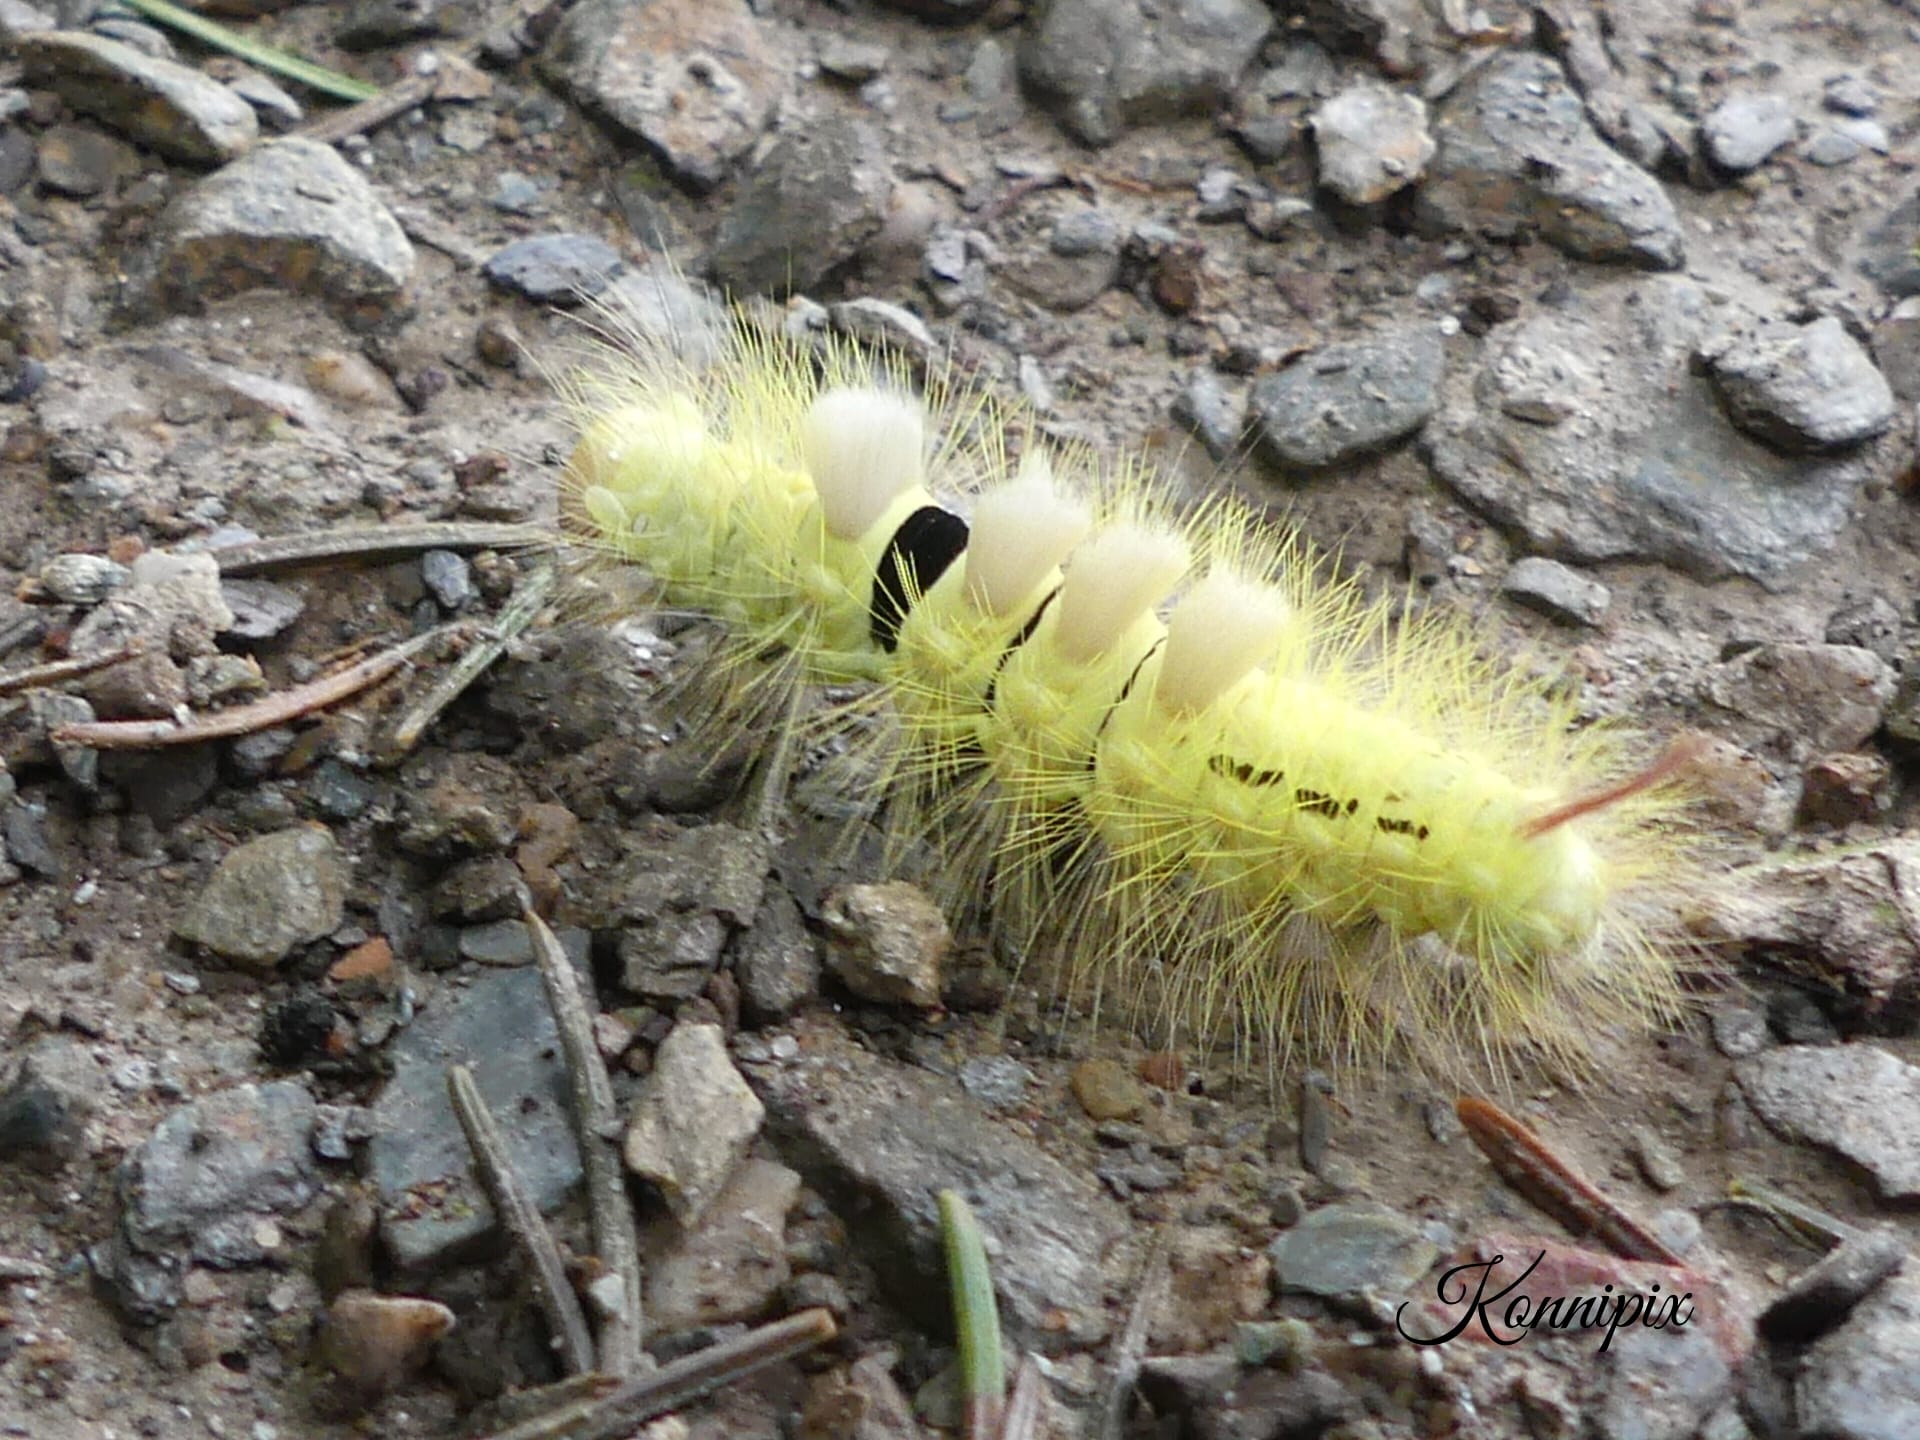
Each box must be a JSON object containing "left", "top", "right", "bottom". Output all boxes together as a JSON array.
[{"left": 558, "top": 307, "right": 1695, "bottom": 1080}]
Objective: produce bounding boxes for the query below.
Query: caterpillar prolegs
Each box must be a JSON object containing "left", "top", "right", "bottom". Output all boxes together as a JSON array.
[{"left": 557, "top": 300, "right": 1700, "bottom": 1083}]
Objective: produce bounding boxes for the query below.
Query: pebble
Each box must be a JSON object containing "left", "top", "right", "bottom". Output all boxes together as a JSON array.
[
  {"left": 481, "top": 232, "right": 624, "bottom": 304},
  {"left": 544, "top": 0, "right": 781, "bottom": 192},
  {"left": 1761, "top": 1225, "right": 1909, "bottom": 1344},
  {"left": 0, "top": 1038, "right": 100, "bottom": 1164},
  {"left": 1703, "top": 316, "right": 1896, "bottom": 451},
  {"left": 829, "top": 296, "right": 935, "bottom": 366},
  {"left": 490, "top": 171, "right": 543, "bottom": 217},
  {"left": 604, "top": 823, "right": 766, "bottom": 1001},
  {"left": 820, "top": 880, "right": 950, "bottom": 1009},
  {"left": 1797, "top": 1266, "right": 1920, "bottom": 1438},
  {"left": 1858, "top": 189, "right": 1920, "bottom": 299},
  {"left": 95, "top": 1081, "right": 319, "bottom": 1322},
  {"left": 432, "top": 855, "right": 527, "bottom": 922},
  {"left": 708, "top": 114, "right": 890, "bottom": 296},
  {"left": 2, "top": 801, "right": 59, "bottom": 877},
  {"left": 141, "top": 137, "right": 414, "bottom": 312},
  {"left": 734, "top": 891, "right": 822, "bottom": 1023},
  {"left": 1703, "top": 643, "right": 1893, "bottom": 757},
  {"left": 644, "top": 1157, "right": 799, "bottom": 1333},
  {"left": 1309, "top": 81, "right": 1434, "bottom": 205},
  {"left": 1709, "top": 1003, "right": 1770, "bottom": 1058},
  {"left": 1870, "top": 298, "right": 1920, "bottom": 402},
  {"left": 1267, "top": 1202, "right": 1439, "bottom": 1299},
  {"left": 318, "top": 1289, "right": 455, "bottom": 1402},
  {"left": 746, "top": 1023, "right": 1124, "bottom": 1349},
  {"left": 173, "top": 826, "right": 349, "bottom": 969},
  {"left": 1824, "top": 75, "right": 1879, "bottom": 117},
  {"left": 34, "top": 122, "right": 139, "bottom": 197},
  {"left": 18, "top": 30, "right": 256, "bottom": 165},
  {"left": 366, "top": 964, "right": 583, "bottom": 1269},
  {"left": 1629, "top": 1125, "right": 1686, "bottom": 1191},
  {"left": 623, "top": 1021, "right": 765, "bottom": 1226},
  {"left": 817, "top": 36, "right": 889, "bottom": 84},
  {"left": 1072, "top": 1058, "right": 1146, "bottom": 1122},
  {"left": 1502, "top": 556, "right": 1611, "bottom": 627},
  {"left": 1737, "top": 1045, "right": 1920, "bottom": 1200},
  {"left": 1171, "top": 366, "right": 1247, "bottom": 460},
  {"left": 1700, "top": 93, "right": 1796, "bottom": 173},
  {"left": 1417, "top": 53, "right": 1683, "bottom": 270},
  {"left": 1425, "top": 278, "right": 1878, "bottom": 582},
  {"left": 1250, "top": 325, "right": 1446, "bottom": 469},
  {"left": 219, "top": 578, "right": 304, "bottom": 641},
  {"left": 305, "top": 758, "right": 374, "bottom": 822},
  {"left": 1020, "top": 0, "right": 1272, "bottom": 146}
]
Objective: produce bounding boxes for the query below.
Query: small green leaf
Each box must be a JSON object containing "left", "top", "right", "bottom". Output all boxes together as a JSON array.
[
  {"left": 939, "top": 1188, "right": 1006, "bottom": 1438},
  {"left": 115, "top": 0, "right": 382, "bottom": 104}
]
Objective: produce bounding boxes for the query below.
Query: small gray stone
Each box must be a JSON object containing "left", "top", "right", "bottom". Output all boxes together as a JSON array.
[
  {"left": 34, "top": 121, "right": 138, "bottom": 197},
  {"left": 624, "top": 1021, "right": 764, "bottom": 1225},
  {"left": 1824, "top": 76, "right": 1879, "bottom": 118},
  {"left": 1629, "top": 1126, "right": 1686, "bottom": 1191},
  {"left": 103, "top": 1081, "right": 319, "bottom": 1321},
  {"left": 644, "top": 1157, "right": 798, "bottom": 1333},
  {"left": 734, "top": 891, "right": 820, "bottom": 1023},
  {"left": 39, "top": 553, "right": 130, "bottom": 605},
  {"left": 2, "top": 801, "right": 58, "bottom": 877},
  {"left": 305, "top": 758, "right": 373, "bottom": 821},
  {"left": 432, "top": 855, "right": 527, "bottom": 923},
  {"left": 1171, "top": 367, "right": 1246, "bottom": 460},
  {"left": 1418, "top": 53, "right": 1683, "bottom": 270},
  {"left": 708, "top": 114, "right": 890, "bottom": 296},
  {"left": 1806, "top": 128, "right": 1863, "bottom": 167},
  {"left": 818, "top": 36, "right": 889, "bottom": 83},
  {"left": 1705, "top": 317, "right": 1896, "bottom": 452},
  {"left": 1310, "top": 81, "right": 1433, "bottom": 205},
  {"left": 420, "top": 549, "right": 473, "bottom": 610},
  {"left": 829, "top": 297, "right": 935, "bottom": 366},
  {"left": 367, "top": 964, "right": 583, "bottom": 1269},
  {"left": 18, "top": 30, "right": 256, "bottom": 165},
  {"left": 141, "top": 137, "right": 413, "bottom": 312},
  {"left": 220, "top": 578, "right": 304, "bottom": 641},
  {"left": 1251, "top": 325, "right": 1445, "bottom": 470},
  {"left": 1502, "top": 557, "right": 1610, "bottom": 627},
  {"left": 481, "top": 233, "right": 624, "bottom": 304},
  {"left": 1701, "top": 94, "right": 1795, "bottom": 173},
  {"left": 0, "top": 1037, "right": 101, "bottom": 1163},
  {"left": 821, "top": 880, "right": 950, "bottom": 1009},
  {"left": 544, "top": 0, "right": 782, "bottom": 192},
  {"left": 458, "top": 919, "right": 535, "bottom": 966},
  {"left": 1797, "top": 1266, "right": 1920, "bottom": 1439},
  {"left": 1020, "top": 0, "right": 1272, "bottom": 146},
  {"left": 1870, "top": 298, "right": 1920, "bottom": 403},
  {"left": 1268, "top": 1202, "right": 1440, "bottom": 1299},
  {"left": 1761, "top": 1226, "right": 1909, "bottom": 1344},
  {"left": 174, "top": 827, "right": 349, "bottom": 969},
  {"left": 747, "top": 1024, "right": 1125, "bottom": 1349},
  {"left": 1737, "top": 1045, "right": 1920, "bottom": 1201},
  {"left": 1860, "top": 189, "right": 1920, "bottom": 300},
  {"left": 1703, "top": 643, "right": 1893, "bottom": 757},
  {"left": 1709, "top": 1003, "right": 1770, "bottom": 1059}
]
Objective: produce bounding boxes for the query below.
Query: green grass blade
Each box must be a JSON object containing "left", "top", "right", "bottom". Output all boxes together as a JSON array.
[
  {"left": 115, "top": 0, "right": 381, "bottom": 104},
  {"left": 939, "top": 1189, "right": 1006, "bottom": 1439}
]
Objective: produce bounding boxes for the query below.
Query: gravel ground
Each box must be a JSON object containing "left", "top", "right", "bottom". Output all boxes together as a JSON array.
[{"left": 4, "top": 1, "right": 1920, "bottom": 1438}]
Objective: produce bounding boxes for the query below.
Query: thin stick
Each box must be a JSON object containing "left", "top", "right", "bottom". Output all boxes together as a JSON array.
[
  {"left": 475, "top": 1308, "right": 838, "bottom": 1440},
  {"left": 1457, "top": 1097, "right": 1682, "bottom": 1266},
  {"left": 375, "top": 561, "right": 557, "bottom": 764},
  {"left": 1098, "top": 1229, "right": 1170, "bottom": 1440},
  {"left": 998, "top": 1356, "right": 1046, "bottom": 1440},
  {"left": 49, "top": 629, "right": 448, "bottom": 749},
  {"left": 447, "top": 1064, "right": 597, "bottom": 1378},
  {"left": 296, "top": 71, "right": 439, "bottom": 145},
  {"left": 210, "top": 523, "right": 549, "bottom": 577},
  {"left": 0, "top": 643, "right": 137, "bottom": 698},
  {"left": 527, "top": 903, "right": 646, "bottom": 1377}
]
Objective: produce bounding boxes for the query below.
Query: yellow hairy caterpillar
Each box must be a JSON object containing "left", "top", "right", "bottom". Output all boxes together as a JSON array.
[{"left": 553, "top": 296, "right": 1701, "bottom": 1083}]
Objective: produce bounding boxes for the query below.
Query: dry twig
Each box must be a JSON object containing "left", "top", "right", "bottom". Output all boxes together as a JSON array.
[
  {"left": 1098, "top": 1229, "right": 1171, "bottom": 1440},
  {"left": 210, "top": 523, "right": 547, "bottom": 577},
  {"left": 0, "top": 644, "right": 138, "bottom": 698},
  {"left": 475, "top": 1308, "right": 839, "bottom": 1440},
  {"left": 447, "top": 1064, "right": 597, "bottom": 1378},
  {"left": 49, "top": 629, "right": 449, "bottom": 749},
  {"left": 375, "top": 561, "right": 556, "bottom": 764},
  {"left": 526, "top": 903, "right": 647, "bottom": 1377}
]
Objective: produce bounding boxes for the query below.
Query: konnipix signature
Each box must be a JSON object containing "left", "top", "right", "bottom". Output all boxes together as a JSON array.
[{"left": 1396, "top": 1250, "right": 1695, "bottom": 1353}]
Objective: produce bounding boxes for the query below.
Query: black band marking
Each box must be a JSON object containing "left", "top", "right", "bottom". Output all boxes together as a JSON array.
[
  {"left": 1207, "top": 753, "right": 1430, "bottom": 841},
  {"left": 871, "top": 505, "right": 971, "bottom": 652}
]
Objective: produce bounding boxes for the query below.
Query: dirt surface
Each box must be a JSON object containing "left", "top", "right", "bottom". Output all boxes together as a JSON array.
[{"left": 4, "top": 1, "right": 1920, "bottom": 1438}]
